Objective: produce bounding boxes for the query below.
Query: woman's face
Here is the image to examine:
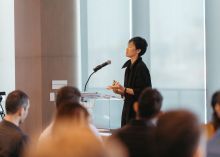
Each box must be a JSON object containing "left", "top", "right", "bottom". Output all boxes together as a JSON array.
[{"left": 126, "top": 41, "right": 140, "bottom": 58}]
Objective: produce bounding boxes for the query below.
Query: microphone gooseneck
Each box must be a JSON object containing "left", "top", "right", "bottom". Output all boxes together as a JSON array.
[{"left": 84, "top": 71, "right": 95, "bottom": 92}]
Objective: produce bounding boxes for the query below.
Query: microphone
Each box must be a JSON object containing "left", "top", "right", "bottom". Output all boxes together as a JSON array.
[
  {"left": 84, "top": 60, "right": 111, "bottom": 92},
  {"left": 93, "top": 60, "right": 111, "bottom": 72}
]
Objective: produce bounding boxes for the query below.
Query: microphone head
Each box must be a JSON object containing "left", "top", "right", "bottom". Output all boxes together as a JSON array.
[
  {"left": 93, "top": 60, "right": 111, "bottom": 72},
  {"left": 107, "top": 60, "right": 111, "bottom": 65}
]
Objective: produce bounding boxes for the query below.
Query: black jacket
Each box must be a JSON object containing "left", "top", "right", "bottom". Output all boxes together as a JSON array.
[
  {"left": 121, "top": 57, "right": 151, "bottom": 126},
  {"left": 112, "top": 119, "right": 156, "bottom": 157}
]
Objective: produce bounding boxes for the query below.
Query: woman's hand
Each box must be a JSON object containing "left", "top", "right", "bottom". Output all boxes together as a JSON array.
[
  {"left": 107, "top": 81, "right": 125, "bottom": 95},
  {"left": 113, "top": 88, "right": 122, "bottom": 94},
  {"left": 114, "top": 82, "right": 125, "bottom": 94}
]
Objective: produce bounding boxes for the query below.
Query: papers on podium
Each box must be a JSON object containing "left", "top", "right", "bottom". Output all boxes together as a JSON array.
[{"left": 81, "top": 92, "right": 122, "bottom": 102}]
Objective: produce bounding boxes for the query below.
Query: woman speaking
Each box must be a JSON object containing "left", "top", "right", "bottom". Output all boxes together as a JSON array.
[{"left": 109, "top": 37, "right": 152, "bottom": 127}]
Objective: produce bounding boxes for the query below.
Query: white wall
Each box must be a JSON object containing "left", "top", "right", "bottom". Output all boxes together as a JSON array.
[{"left": 0, "top": 0, "right": 15, "bottom": 97}]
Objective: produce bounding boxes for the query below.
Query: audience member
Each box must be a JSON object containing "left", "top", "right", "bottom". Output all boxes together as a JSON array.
[
  {"left": 39, "top": 86, "right": 101, "bottom": 141},
  {"left": 155, "top": 110, "right": 203, "bottom": 157},
  {"left": 30, "top": 126, "right": 105, "bottom": 157},
  {"left": 0, "top": 90, "right": 30, "bottom": 157},
  {"left": 204, "top": 91, "right": 220, "bottom": 140},
  {"left": 29, "top": 101, "right": 127, "bottom": 157},
  {"left": 111, "top": 88, "right": 163, "bottom": 157},
  {"left": 39, "top": 86, "right": 80, "bottom": 140},
  {"left": 207, "top": 126, "right": 220, "bottom": 157},
  {"left": 52, "top": 101, "right": 90, "bottom": 133}
]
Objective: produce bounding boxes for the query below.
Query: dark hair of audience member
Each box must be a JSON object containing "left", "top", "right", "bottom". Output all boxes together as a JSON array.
[
  {"left": 55, "top": 86, "right": 81, "bottom": 108},
  {"left": 138, "top": 88, "right": 163, "bottom": 119},
  {"left": 155, "top": 110, "right": 201, "bottom": 157},
  {"left": 55, "top": 102, "right": 89, "bottom": 123},
  {"left": 128, "top": 36, "right": 148, "bottom": 56},
  {"left": 211, "top": 90, "right": 220, "bottom": 130},
  {"left": 5, "top": 90, "right": 29, "bottom": 114}
]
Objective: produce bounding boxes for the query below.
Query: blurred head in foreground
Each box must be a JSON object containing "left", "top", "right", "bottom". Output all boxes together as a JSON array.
[
  {"left": 30, "top": 126, "right": 104, "bottom": 157},
  {"left": 155, "top": 109, "right": 203, "bottom": 157}
]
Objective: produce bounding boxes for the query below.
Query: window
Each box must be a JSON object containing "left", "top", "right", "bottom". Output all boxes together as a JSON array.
[
  {"left": 80, "top": 0, "right": 131, "bottom": 128},
  {"left": 80, "top": 0, "right": 206, "bottom": 129},
  {"left": 150, "top": 0, "right": 206, "bottom": 121}
]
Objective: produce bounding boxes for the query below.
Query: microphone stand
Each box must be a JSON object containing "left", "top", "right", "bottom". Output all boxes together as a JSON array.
[{"left": 84, "top": 71, "right": 96, "bottom": 92}]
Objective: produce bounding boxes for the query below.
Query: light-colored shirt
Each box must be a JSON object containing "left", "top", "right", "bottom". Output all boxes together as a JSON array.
[{"left": 39, "top": 121, "right": 102, "bottom": 142}]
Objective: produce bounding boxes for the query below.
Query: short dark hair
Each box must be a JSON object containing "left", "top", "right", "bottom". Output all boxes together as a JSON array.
[
  {"left": 56, "top": 102, "right": 89, "bottom": 121},
  {"left": 129, "top": 36, "right": 148, "bottom": 56},
  {"left": 56, "top": 86, "right": 81, "bottom": 108},
  {"left": 156, "top": 110, "right": 201, "bottom": 157},
  {"left": 211, "top": 90, "right": 220, "bottom": 130},
  {"left": 138, "top": 88, "right": 162, "bottom": 118},
  {"left": 211, "top": 90, "right": 220, "bottom": 108},
  {"left": 5, "top": 90, "right": 29, "bottom": 114}
]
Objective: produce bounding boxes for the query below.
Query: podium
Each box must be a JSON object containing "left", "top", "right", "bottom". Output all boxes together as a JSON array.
[{"left": 81, "top": 92, "right": 123, "bottom": 129}]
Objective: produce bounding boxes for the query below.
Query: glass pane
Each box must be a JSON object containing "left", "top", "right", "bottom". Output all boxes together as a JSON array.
[
  {"left": 87, "top": 0, "right": 130, "bottom": 88},
  {"left": 81, "top": 0, "right": 130, "bottom": 129},
  {"left": 150, "top": 0, "right": 205, "bottom": 121}
]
